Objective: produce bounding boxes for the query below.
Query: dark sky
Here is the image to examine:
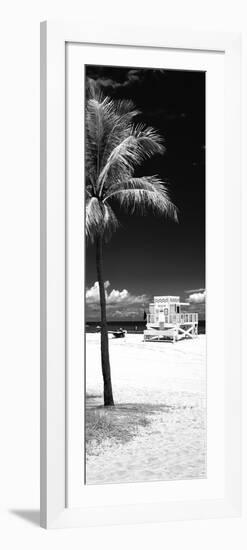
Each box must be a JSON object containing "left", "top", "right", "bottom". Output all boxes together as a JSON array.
[{"left": 85, "top": 66, "right": 205, "bottom": 320}]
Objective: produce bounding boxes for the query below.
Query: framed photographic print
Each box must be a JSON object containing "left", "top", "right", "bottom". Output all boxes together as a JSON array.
[{"left": 40, "top": 21, "right": 242, "bottom": 528}]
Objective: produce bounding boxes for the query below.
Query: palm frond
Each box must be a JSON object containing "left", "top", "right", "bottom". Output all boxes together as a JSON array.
[
  {"left": 86, "top": 95, "right": 138, "bottom": 189},
  {"left": 105, "top": 175, "right": 168, "bottom": 197},
  {"left": 98, "top": 135, "right": 137, "bottom": 191},
  {"left": 85, "top": 82, "right": 178, "bottom": 240},
  {"left": 132, "top": 124, "right": 165, "bottom": 156},
  {"left": 86, "top": 197, "right": 119, "bottom": 242},
  {"left": 97, "top": 126, "right": 165, "bottom": 195},
  {"left": 100, "top": 111, "right": 139, "bottom": 169},
  {"left": 86, "top": 197, "right": 102, "bottom": 241},
  {"left": 107, "top": 188, "right": 178, "bottom": 221},
  {"left": 111, "top": 98, "right": 137, "bottom": 116},
  {"left": 102, "top": 202, "right": 119, "bottom": 241},
  {"left": 86, "top": 78, "right": 105, "bottom": 103}
]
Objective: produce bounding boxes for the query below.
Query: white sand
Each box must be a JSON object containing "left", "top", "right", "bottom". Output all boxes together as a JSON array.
[{"left": 86, "top": 333, "right": 206, "bottom": 484}]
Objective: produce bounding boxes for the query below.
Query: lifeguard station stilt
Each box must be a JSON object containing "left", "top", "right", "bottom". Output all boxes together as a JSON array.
[{"left": 144, "top": 296, "right": 198, "bottom": 342}]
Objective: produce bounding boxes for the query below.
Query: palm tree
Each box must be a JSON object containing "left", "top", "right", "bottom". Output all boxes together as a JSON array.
[{"left": 86, "top": 80, "right": 178, "bottom": 406}]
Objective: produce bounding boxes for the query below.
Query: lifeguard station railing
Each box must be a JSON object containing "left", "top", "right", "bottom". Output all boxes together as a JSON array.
[{"left": 147, "top": 313, "right": 198, "bottom": 324}]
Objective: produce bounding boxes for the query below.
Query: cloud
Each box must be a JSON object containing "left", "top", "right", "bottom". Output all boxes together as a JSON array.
[
  {"left": 185, "top": 288, "right": 206, "bottom": 320},
  {"left": 86, "top": 281, "right": 147, "bottom": 306},
  {"left": 89, "top": 68, "right": 168, "bottom": 95},
  {"left": 187, "top": 289, "right": 206, "bottom": 304},
  {"left": 93, "top": 70, "right": 143, "bottom": 91},
  {"left": 86, "top": 281, "right": 149, "bottom": 320},
  {"left": 86, "top": 280, "right": 110, "bottom": 303}
]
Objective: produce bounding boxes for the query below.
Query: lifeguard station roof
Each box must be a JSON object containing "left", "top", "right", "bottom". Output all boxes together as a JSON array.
[
  {"left": 152, "top": 296, "right": 189, "bottom": 306},
  {"left": 153, "top": 296, "right": 179, "bottom": 301}
]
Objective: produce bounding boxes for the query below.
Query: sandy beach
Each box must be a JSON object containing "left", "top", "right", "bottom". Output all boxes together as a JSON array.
[{"left": 86, "top": 333, "right": 206, "bottom": 485}]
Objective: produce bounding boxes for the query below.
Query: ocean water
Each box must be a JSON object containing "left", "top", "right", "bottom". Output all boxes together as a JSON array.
[{"left": 86, "top": 320, "right": 206, "bottom": 334}]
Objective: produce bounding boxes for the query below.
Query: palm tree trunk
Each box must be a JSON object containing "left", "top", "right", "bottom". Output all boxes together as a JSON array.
[{"left": 95, "top": 235, "right": 114, "bottom": 406}]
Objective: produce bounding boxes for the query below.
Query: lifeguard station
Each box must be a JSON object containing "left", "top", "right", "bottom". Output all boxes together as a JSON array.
[{"left": 144, "top": 296, "right": 198, "bottom": 342}]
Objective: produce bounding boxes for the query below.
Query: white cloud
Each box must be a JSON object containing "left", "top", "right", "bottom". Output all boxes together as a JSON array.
[
  {"left": 188, "top": 289, "right": 206, "bottom": 304},
  {"left": 86, "top": 280, "right": 111, "bottom": 302},
  {"left": 107, "top": 288, "right": 129, "bottom": 304},
  {"left": 85, "top": 281, "right": 101, "bottom": 302},
  {"left": 86, "top": 281, "right": 148, "bottom": 307}
]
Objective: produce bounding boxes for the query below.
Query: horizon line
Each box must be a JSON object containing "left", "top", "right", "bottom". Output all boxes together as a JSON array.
[{"left": 86, "top": 319, "right": 206, "bottom": 323}]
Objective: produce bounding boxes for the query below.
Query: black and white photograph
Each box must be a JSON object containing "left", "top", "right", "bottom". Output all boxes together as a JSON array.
[
  {"left": 85, "top": 64, "right": 206, "bottom": 485},
  {"left": 0, "top": 5, "right": 243, "bottom": 541}
]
